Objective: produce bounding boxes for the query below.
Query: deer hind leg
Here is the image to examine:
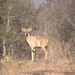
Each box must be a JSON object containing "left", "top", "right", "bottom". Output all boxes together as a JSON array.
[{"left": 42, "top": 47, "right": 48, "bottom": 59}]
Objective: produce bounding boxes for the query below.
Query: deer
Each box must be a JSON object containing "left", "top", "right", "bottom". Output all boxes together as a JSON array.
[{"left": 21, "top": 27, "right": 48, "bottom": 61}]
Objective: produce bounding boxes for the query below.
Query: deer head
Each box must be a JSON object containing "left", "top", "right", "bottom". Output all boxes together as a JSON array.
[{"left": 21, "top": 27, "right": 32, "bottom": 37}]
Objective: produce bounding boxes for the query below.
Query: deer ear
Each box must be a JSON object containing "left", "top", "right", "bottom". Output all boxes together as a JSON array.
[
  {"left": 21, "top": 28, "right": 26, "bottom": 32},
  {"left": 28, "top": 27, "right": 32, "bottom": 31}
]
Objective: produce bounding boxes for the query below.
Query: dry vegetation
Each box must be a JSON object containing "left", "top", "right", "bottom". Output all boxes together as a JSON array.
[
  {"left": 0, "top": 55, "right": 75, "bottom": 75},
  {"left": 0, "top": 0, "right": 75, "bottom": 75}
]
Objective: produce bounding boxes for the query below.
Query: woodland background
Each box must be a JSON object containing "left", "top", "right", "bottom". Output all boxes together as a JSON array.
[{"left": 0, "top": 0, "right": 75, "bottom": 75}]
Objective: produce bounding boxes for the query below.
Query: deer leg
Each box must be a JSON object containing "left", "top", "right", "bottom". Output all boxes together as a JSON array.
[
  {"left": 31, "top": 48, "right": 35, "bottom": 61},
  {"left": 42, "top": 47, "right": 48, "bottom": 59},
  {"left": 31, "top": 51, "right": 34, "bottom": 61}
]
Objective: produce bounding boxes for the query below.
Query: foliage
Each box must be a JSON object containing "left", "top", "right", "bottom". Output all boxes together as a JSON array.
[{"left": 0, "top": 0, "right": 7, "bottom": 24}]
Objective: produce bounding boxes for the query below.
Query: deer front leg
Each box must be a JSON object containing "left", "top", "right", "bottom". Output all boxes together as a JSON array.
[{"left": 31, "top": 48, "right": 35, "bottom": 61}]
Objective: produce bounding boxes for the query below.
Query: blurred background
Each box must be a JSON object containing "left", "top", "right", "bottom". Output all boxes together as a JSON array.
[{"left": 0, "top": 0, "right": 75, "bottom": 74}]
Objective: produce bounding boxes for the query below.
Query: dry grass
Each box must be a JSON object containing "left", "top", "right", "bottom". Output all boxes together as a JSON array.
[{"left": 0, "top": 55, "right": 75, "bottom": 75}]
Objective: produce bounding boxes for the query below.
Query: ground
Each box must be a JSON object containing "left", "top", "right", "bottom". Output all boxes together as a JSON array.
[{"left": 0, "top": 56, "right": 75, "bottom": 75}]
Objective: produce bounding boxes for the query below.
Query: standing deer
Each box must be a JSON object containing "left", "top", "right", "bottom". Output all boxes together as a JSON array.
[{"left": 21, "top": 27, "right": 48, "bottom": 61}]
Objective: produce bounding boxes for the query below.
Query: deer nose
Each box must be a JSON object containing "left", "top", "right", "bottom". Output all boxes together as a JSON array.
[{"left": 25, "top": 32, "right": 28, "bottom": 37}]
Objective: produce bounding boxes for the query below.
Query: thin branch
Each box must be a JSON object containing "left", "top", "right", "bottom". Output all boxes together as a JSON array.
[
  {"left": 68, "top": 19, "right": 75, "bottom": 26},
  {"left": 62, "top": 10, "right": 75, "bottom": 26}
]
